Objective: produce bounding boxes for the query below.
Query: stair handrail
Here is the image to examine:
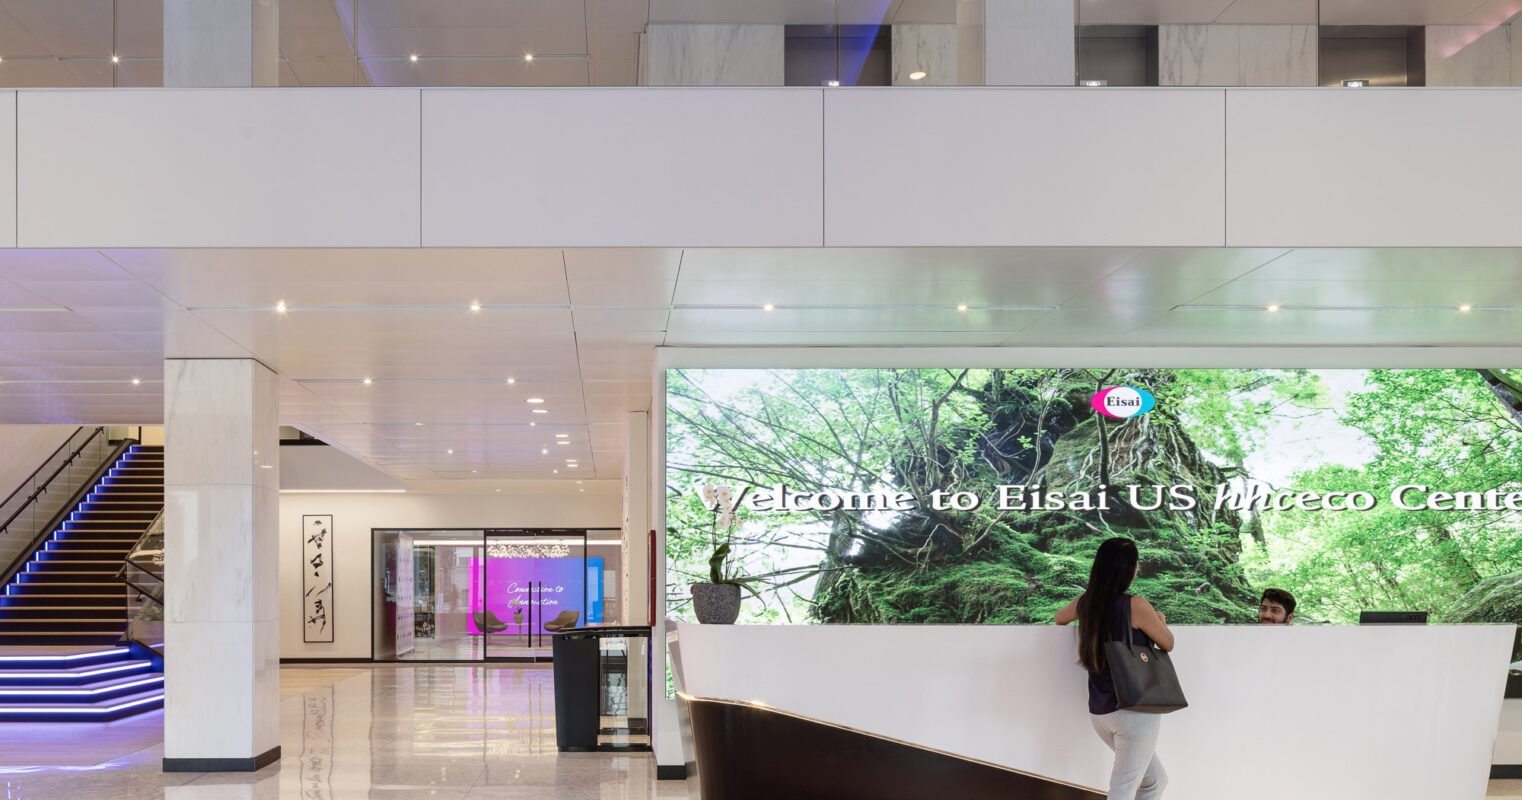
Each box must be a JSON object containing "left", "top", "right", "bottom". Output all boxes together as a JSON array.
[
  {"left": 118, "top": 510, "right": 165, "bottom": 655},
  {"left": 118, "top": 509, "right": 165, "bottom": 601},
  {"left": 0, "top": 426, "right": 105, "bottom": 539},
  {"left": 0, "top": 434, "right": 135, "bottom": 594}
]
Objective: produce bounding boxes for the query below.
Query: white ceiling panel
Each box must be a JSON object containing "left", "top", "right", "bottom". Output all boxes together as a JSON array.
[
  {"left": 676, "top": 247, "right": 1142, "bottom": 283},
  {"left": 1128, "top": 307, "right": 1520, "bottom": 345},
  {"left": 361, "top": 57, "right": 590, "bottom": 87},
  {"left": 666, "top": 306, "right": 1050, "bottom": 333},
  {"left": 565, "top": 249, "right": 682, "bottom": 282},
  {"left": 0, "top": 280, "right": 55, "bottom": 306},
  {"left": 1239, "top": 248, "right": 1522, "bottom": 282},
  {"left": 114, "top": 0, "right": 160, "bottom": 57},
  {"left": 13, "top": 279, "right": 170, "bottom": 308},
  {"left": 0, "top": 250, "right": 131, "bottom": 281},
  {"left": 672, "top": 279, "right": 1089, "bottom": 307},
  {"left": 1320, "top": 0, "right": 1502, "bottom": 24},
  {"left": 355, "top": 0, "right": 589, "bottom": 56},
  {"left": 662, "top": 330, "right": 1023, "bottom": 346},
  {"left": 1188, "top": 279, "right": 1522, "bottom": 307},
  {"left": 0, "top": 0, "right": 113, "bottom": 56}
]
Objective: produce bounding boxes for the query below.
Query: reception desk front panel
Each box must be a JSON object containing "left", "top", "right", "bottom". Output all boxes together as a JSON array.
[{"left": 672, "top": 623, "right": 1513, "bottom": 800}]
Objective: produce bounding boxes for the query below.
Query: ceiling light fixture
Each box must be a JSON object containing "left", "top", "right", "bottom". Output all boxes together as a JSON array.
[
  {"left": 542, "top": 449, "right": 549, "bottom": 455},
  {"left": 447, "top": 449, "right": 454, "bottom": 454},
  {"left": 824, "top": 80, "right": 840, "bottom": 87},
  {"left": 529, "top": 422, "right": 536, "bottom": 427},
  {"left": 469, "top": 302, "right": 481, "bottom": 311},
  {"left": 362, "top": 378, "right": 372, "bottom": 384},
  {"left": 531, "top": 409, "right": 549, "bottom": 414},
  {"left": 1080, "top": 79, "right": 1108, "bottom": 87},
  {"left": 556, "top": 441, "right": 569, "bottom": 445},
  {"left": 110, "top": 55, "right": 119, "bottom": 64},
  {"left": 554, "top": 433, "right": 569, "bottom": 438},
  {"left": 131, "top": 378, "right": 141, "bottom": 385},
  {"left": 415, "top": 422, "right": 424, "bottom": 426},
  {"left": 409, "top": 54, "right": 419, "bottom": 62},
  {"left": 553, "top": 469, "right": 559, "bottom": 474},
  {"left": 507, "top": 378, "right": 516, "bottom": 384},
  {"left": 909, "top": 71, "right": 926, "bottom": 81},
  {"left": 525, "top": 53, "right": 534, "bottom": 62},
  {"left": 762, "top": 303, "right": 775, "bottom": 312},
  {"left": 1342, "top": 79, "right": 1369, "bottom": 88},
  {"left": 526, "top": 398, "right": 544, "bottom": 403},
  {"left": 1266, "top": 304, "right": 1280, "bottom": 313},
  {"left": 275, "top": 301, "right": 287, "bottom": 313},
  {"left": 956, "top": 304, "right": 969, "bottom": 312},
  {"left": 1459, "top": 304, "right": 1472, "bottom": 312}
]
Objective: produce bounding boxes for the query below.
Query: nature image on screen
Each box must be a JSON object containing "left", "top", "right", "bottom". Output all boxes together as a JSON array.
[{"left": 665, "top": 368, "right": 1522, "bottom": 646}]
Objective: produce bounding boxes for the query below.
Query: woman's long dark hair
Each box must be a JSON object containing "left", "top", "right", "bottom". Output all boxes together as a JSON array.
[{"left": 1077, "top": 537, "right": 1140, "bottom": 672}]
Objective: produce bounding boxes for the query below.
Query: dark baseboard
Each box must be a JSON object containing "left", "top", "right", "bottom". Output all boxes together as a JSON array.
[
  {"left": 164, "top": 746, "right": 281, "bottom": 773},
  {"left": 279, "top": 658, "right": 371, "bottom": 664},
  {"left": 657, "top": 764, "right": 687, "bottom": 781},
  {"left": 1493, "top": 765, "right": 1522, "bottom": 780}
]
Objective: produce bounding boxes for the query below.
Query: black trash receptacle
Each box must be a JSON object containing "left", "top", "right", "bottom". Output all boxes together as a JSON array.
[{"left": 551, "top": 625, "right": 653, "bottom": 752}]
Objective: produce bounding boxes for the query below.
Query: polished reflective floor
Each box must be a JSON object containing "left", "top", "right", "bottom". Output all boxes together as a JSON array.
[
  {"left": 0, "top": 665, "right": 692, "bottom": 799},
  {"left": 0, "top": 664, "right": 1513, "bottom": 799}
]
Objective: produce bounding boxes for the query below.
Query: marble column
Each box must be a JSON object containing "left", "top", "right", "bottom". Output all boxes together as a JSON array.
[
  {"left": 644, "top": 24, "right": 784, "bottom": 86},
  {"left": 893, "top": 25, "right": 959, "bottom": 85},
  {"left": 985, "top": 0, "right": 1075, "bottom": 86},
  {"left": 622, "top": 411, "right": 650, "bottom": 626},
  {"left": 162, "top": 359, "right": 281, "bottom": 772},
  {"left": 1514, "top": 19, "right": 1522, "bottom": 86},
  {"left": 1424, "top": 24, "right": 1512, "bottom": 86},
  {"left": 1159, "top": 25, "right": 1317, "bottom": 86},
  {"left": 163, "top": 0, "right": 279, "bottom": 87}
]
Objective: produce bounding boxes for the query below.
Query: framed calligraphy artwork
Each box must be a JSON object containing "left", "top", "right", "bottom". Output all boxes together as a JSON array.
[{"left": 302, "top": 514, "right": 335, "bottom": 643}]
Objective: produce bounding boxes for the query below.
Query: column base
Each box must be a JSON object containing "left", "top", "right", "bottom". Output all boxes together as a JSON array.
[{"left": 163, "top": 746, "right": 280, "bottom": 773}]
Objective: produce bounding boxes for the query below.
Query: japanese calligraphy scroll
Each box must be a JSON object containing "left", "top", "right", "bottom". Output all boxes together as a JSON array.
[{"left": 302, "top": 514, "right": 335, "bottom": 643}]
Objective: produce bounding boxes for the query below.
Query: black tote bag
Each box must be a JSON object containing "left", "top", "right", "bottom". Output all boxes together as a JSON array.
[{"left": 1104, "top": 603, "right": 1189, "bottom": 714}]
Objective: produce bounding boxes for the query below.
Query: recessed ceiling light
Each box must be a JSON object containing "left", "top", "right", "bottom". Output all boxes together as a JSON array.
[
  {"left": 275, "top": 301, "right": 287, "bottom": 313},
  {"left": 471, "top": 469, "right": 478, "bottom": 473},
  {"left": 1080, "top": 79, "right": 1108, "bottom": 87},
  {"left": 1342, "top": 79, "right": 1369, "bottom": 87},
  {"left": 553, "top": 469, "right": 559, "bottom": 474},
  {"left": 531, "top": 409, "right": 549, "bottom": 414},
  {"left": 554, "top": 434, "right": 569, "bottom": 438},
  {"left": 542, "top": 449, "right": 549, "bottom": 455},
  {"left": 824, "top": 80, "right": 840, "bottom": 87},
  {"left": 525, "top": 53, "right": 534, "bottom": 62},
  {"left": 1459, "top": 304, "right": 1472, "bottom": 312},
  {"left": 579, "top": 489, "right": 584, "bottom": 492},
  {"left": 415, "top": 422, "right": 424, "bottom": 426},
  {"left": 556, "top": 441, "right": 569, "bottom": 445},
  {"left": 526, "top": 398, "right": 544, "bottom": 403},
  {"left": 362, "top": 378, "right": 372, "bottom": 384},
  {"left": 956, "top": 304, "right": 968, "bottom": 312},
  {"left": 576, "top": 481, "right": 582, "bottom": 484},
  {"left": 909, "top": 71, "right": 926, "bottom": 81},
  {"left": 446, "top": 449, "right": 454, "bottom": 454},
  {"left": 110, "top": 55, "right": 119, "bottom": 64},
  {"left": 507, "top": 378, "right": 516, "bottom": 384},
  {"left": 762, "top": 303, "right": 775, "bottom": 312},
  {"left": 409, "top": 54, "right": 419, "bottom": 62},
  {"left": 495, "top": 488, "right": 502, "bottom": 492},
  {"left": 131, "top": 378, "right": 141, "bottom": 385},
  {"left": 469, "top": 302, "right": 481, "bottom": 311},
  {"left": 1266, "top": 304, "right": 1280, "bottom": 313}
]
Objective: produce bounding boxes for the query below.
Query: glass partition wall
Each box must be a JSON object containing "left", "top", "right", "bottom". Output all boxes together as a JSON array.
[{"left": 374, "top": 529, "right": 615, "bottom": 663}]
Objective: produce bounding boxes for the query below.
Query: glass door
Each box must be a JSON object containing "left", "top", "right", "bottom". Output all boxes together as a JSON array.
[{"left": 481, "top": 530, "right": 591, "bottom": 662}]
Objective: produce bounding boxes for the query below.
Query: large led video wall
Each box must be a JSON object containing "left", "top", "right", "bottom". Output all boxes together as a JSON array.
[{"left": 665, "top": 368, "right": 1522, "bottom": 638}]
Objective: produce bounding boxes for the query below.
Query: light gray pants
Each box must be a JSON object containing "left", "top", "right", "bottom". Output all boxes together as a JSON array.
[{"left": 1090, "top": 711, "right": 1167, "bottom": 800}]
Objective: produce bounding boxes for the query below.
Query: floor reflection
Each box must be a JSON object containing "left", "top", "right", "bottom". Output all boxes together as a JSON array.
[{"left": 0, "top": 665, "right": 695, "bottom": 800}]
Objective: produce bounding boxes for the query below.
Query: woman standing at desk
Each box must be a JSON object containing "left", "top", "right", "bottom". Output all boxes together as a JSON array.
[{"left": 1055, "top": 537, "right": 1175, "bottom": 800}]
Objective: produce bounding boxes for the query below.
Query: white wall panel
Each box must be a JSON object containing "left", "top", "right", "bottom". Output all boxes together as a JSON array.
[
  {"left": 422, "top": 89, "right": 824, "bottom": 247},
  {"left": 823, "top": 88, "right": 1226, "bottom": 246},
  {"left": 18, "top": 89, "right": 421, "bottom": 248},
  {"left": 279, "top": 489, "right": 622, "bottom": 660},
  {"left": 0, "top": 93, "right": 13, "bottom": 248},
  {"left": 1228, "top": 89, "right": 1522, "bottom": 246}
]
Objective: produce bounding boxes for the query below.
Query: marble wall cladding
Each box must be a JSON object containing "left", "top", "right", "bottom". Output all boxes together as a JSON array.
[
  {"left": 1160, "top": 25, "right": 1316, "bottom": 86},
  {"left": 986, "top": 0, "right": 1075, "bottom": 86},
  {"left": 645, "top": 24, "right": 784, "bottom": 86},
  {"left": 1426, "top": 25, "right": 1513, "bottom": 87},
  {"left": 1515, "top": 21, "right": 1522, "bottom": 86},
  {"left": 893, "top": 24, "right": 959, "bottom": 85},
  {"left": 164, "top": 357, "right": 281, "bottom": 761}
]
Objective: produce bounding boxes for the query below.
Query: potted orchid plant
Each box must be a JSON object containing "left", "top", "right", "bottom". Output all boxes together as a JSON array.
[{"left": 688, "top": 484, "right": 747, "bottom": 624}]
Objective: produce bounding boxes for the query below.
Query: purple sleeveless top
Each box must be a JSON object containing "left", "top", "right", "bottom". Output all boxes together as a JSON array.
[{"left": 1086, "top": 593, "right": 1154, "bottom": 715}]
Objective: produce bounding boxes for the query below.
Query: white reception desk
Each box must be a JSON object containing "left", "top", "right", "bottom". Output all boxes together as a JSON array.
[{"left": 671, "top": 623, "right": 1514, "bottom": 800}]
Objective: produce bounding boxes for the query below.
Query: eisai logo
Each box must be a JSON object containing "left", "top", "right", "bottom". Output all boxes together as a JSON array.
[{"left": 1090, "top": 386, "right": 1156, "bottom": 419}]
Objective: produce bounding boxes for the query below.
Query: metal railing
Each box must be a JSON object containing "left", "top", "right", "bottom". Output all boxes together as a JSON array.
[
  {"left": 119, "top": 511, "right": 165, "bottom": 653},
  {"left": 0, "top": 427, "right": 113, "bottom": 581}
]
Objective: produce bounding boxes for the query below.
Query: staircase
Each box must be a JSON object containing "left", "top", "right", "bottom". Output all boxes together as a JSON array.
[{"left": 0, "top": 443, "right": 166, "bottom": 720}]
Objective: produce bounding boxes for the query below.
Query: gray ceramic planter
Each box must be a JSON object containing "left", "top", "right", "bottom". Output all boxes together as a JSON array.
[{"left": 690, "top": 583, "right": 742, "bottom": 624}]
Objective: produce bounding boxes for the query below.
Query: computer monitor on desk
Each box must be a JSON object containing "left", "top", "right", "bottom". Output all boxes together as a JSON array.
[{"left": 1359, "top": 610, "right": 1429, "bottom": 625}]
